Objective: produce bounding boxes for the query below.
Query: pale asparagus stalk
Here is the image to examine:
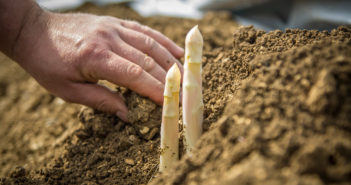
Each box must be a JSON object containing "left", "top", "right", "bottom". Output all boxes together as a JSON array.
[
  {"left": 183, "top": 25, "right": 203, "bottom": 153},
  {"left": 160, "top": 63, "right": 181, "bottom": 172}
]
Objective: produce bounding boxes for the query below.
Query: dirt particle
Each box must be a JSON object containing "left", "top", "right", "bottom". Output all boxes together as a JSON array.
[
  {"left": 128, "top": 135, "right": 140, "bottom": 144},
  {"left": 124, "top": 159, "right": 135, "bottom": 166},
  {"left": 147, "top": 128, "right": 159, "bottom": 140},
  {"left": 139, "top": 126, "right": 150, "bottom": 135}
]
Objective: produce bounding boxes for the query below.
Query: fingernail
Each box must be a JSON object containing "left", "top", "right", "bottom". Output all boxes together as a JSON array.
[{"left": 116, "top": 111, "right": 128, "bottom": 122}]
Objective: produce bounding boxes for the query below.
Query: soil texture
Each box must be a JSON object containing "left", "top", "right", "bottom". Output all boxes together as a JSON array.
[{"left": 0, "top": 3, "right": 350, "bottom": 185}]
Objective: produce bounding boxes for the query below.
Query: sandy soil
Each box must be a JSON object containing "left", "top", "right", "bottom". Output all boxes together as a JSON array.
[{"left": 0, "top": 3, "right": 350, "bottom": 185}]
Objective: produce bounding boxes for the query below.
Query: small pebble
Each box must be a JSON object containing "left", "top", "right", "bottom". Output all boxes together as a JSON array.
[
  {"left": 139, "top": 126, "right": 150, "bottom": 135},
  {"left": 129, "top": 135, "right": 140, "bottom": 144},
  {"left": 129, "top": 135, "right": 136, "bottom": 142},
  {"left": 126, "top": 126, "right": 136, "bottom": 135},
  {"left": 149, "top": 143, "right": 155, "bottom": 151},
  {"left": 124, "top": 158, "right": 135, "bottom": 166},
  {"left": 146, "top": 127, "right": 159, "bottom": 140}
]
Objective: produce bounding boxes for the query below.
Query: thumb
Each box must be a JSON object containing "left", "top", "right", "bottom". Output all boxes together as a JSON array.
[{"left": 68, "top": 83, "right": 128, "bottom": 122}]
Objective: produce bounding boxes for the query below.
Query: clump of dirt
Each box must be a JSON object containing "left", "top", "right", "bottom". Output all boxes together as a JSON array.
[
  {"left": 151, "top": 26, "right": 351, "bottom": 185},
  {"left": 1, "top": 3, "right": 351, "bottom": 185}
]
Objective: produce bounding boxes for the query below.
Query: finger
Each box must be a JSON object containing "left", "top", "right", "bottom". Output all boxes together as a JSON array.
[
  {"left": 85, "top": 51, "right": 164, "bottom": 105},
  {"left": 120, "top": 20, "right": 184, "bottom": 58},
  {"left": 118, "top": 26, "right": 184, "bottom": 74},
  {"left": 111, "top": 40, "right": 167, "bottom": 83},
  {"left": 67, "top": 83, "right": 128, "bottom": 122}
]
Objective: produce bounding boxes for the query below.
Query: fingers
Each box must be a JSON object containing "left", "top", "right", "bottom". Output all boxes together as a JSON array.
[
  {"left": 67, "top": 83, "right": 129, "bottom": 122},
  {"left": 120, "top": 20, "right": 184, "bottom": 58},
  {"left": 85, "top": 51, "right": 164, "bottom": 105},
  {"left": 118, "top": 26, "right": 184, "bottom": 74},
  {"left": 111, "top": 40, "right": 167, "bottom": 83}
]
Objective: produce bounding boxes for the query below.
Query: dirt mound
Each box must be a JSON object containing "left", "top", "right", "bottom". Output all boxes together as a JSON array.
[
  {"left": 151, "top": 26, "right": 351, "bottom": 185},
  {"left": 1, "top": 3, "right": 350, "bottom": 185}
]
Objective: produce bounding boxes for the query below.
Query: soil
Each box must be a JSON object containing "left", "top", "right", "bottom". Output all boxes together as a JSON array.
[{"left": 0, "top": 3, "right": 350, "bottom": 185}]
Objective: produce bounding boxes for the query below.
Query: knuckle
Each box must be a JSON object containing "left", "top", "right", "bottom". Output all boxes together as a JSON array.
[
  {"left": 77, "top": 44, "right": 110, "bottom": 81},
  {"left": 126, "top": 20, "right": 150, "bottom": 34},
  {"left": 79, "top": 43, "right": 99, "bottom": 57},
  {"left": 126, "top": 64, "right": 143, "bottom": 80},
  {"left": 143, "top": 56, "right": 156, "bottom": 72},
  {"left": 95, "top": 28, "right": 110, "bottom": 38},
  {"left": 80, "top": 43, "right": 110, "bottom": 59},
  {"left": 129, "top": 20, "right": 141, "bottom": 28},
  {"left": 140, "top": 25, "right": 151, "bottom": 33},
  {"left": 95, "top": 98, "right": 110, "bottom": 112},
  {"left": 144, "top": 37, "right": 158, "bottom": 52},
  {"left": 79, "top": 43, "right": 98, "bottom": 57},
  {"left": 93, "top": 48, "right": 110, "bottom": 59},
  {"left": 92, "top": 19, "right": 116, "bottom": 39}
]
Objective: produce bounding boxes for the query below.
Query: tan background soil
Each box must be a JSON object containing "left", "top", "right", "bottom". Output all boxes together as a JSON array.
[{"left": 0, "top": 3, "right": 350, "bottom": 185}]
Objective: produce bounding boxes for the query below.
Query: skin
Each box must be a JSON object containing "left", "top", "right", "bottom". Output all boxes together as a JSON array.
[{"left": 0, "top": 0, "right": 184, "bottom": 122}]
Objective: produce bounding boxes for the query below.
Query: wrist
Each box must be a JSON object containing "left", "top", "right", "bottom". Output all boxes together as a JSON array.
[
  {"left": 0, "top": 0, "right": 39, "bottom": 57},
  {"left": 12, "top": 5, "right": 51, "bottom": 64}
]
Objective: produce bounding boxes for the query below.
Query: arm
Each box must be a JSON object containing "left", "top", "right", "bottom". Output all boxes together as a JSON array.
[
  {"left": 0, "top": 0, "right": 184, "bottom": 121},
  {"left": 0, "top": 0, "right": 41, "bottom": 56}
]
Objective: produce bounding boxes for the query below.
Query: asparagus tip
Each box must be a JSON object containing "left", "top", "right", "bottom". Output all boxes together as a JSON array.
[
  {"left": 164, "top": 63, "right": 181, "bottom": 97},
  {"left": 166, "top": 63, "right": 181, "bottom": 82},
  {"left": 186, "top": 25, "right": 203, "bottom": 46}
]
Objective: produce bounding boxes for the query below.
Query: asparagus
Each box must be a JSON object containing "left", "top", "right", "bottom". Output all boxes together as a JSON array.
[
  {"left": 183, "top": 25, "right": 203, "bottom": 153},
  {"left": 160, "top": 63, "right": 181, "bottom": 172}
]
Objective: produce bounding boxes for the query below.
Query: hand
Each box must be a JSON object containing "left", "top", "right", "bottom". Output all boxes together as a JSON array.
[{"left": 12, "top": 10, "right": 184, "bottom": 122}]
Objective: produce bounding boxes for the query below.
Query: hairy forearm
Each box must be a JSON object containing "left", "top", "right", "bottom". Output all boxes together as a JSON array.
[{"left": 0, "top": 0, "right": 43, "bottom": 58}]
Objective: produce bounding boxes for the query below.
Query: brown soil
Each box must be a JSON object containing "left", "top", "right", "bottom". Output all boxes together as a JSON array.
[{"left": 1, "top": 3, "right": 350, "bottom": 185}]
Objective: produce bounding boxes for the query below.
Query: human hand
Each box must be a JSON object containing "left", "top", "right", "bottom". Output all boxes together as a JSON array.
[{"left": 13, "top": 10, "right": 184, "bottom": 122}]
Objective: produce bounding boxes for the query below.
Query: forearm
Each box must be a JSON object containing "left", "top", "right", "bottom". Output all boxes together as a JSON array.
[{"left": 0, "top": 0, "right": 43, "bottom": 58}]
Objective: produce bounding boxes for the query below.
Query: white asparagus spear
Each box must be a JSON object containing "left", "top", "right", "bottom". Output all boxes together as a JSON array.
[
  {"left": 183, "top": 25, "right": 204, "bottom": 153},
  {"left": 160, "top": 63, "right": 181, "bottom": 172}
]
